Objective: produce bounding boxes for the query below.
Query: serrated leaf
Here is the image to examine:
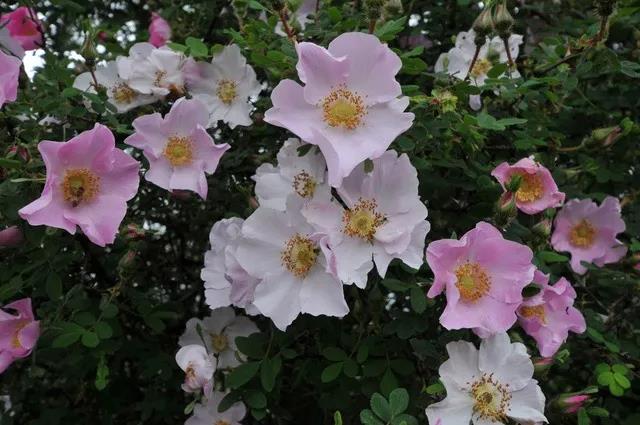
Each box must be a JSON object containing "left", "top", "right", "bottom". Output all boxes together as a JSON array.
[
  {"left": 613, "top": 373, "right": 631, "bottom": 389},
  {"left": 476, "top": 112, "right": 505, "bottom": 131},
  {"left": 260, "top": 356, "right": 282, "bottom": 392},
  {"left": 370, "top": 393, "right": 391, "bottom": 421},
  {"left": 597, "top": 371, "right": 614, "bottom": 386},
  {"left": 389, "top": 388, "right": 409, "bottom": 416},
  {"left": 410, "top": 286, "right": 426, "bottom": 313},
  {"left": 360, "top": 409, "right": 384, "bottom": 425},
  {"left": 578, "top": 408, "right": 591, "bottom": 425},
  {"left": 245, "top": 390, "right": 267, "bottom": 409},
  {"left": 81, "top": 331, "right": 99, "bottom": 348},
  {"left": 227, "top": 361, "right": 260, "bottom": 389}
]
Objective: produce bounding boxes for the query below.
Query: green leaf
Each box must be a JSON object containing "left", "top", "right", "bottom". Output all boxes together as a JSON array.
[
  {"left": 46, "top": 273, "right": 63, "bottom": 300},
  {"left": 185, "top": 37, "right": 208, "bottom": 57},
  {"left": 321, "top": 362, "right": 343, "bottom": 383},
  {"left": 381, "top": 279, "right": 413, "bottom": 292},
  {"left": 227, "top": 361, "right": 260, "bottom": 389},
  {"left": 595, "top": 363, "right": 611, "bottom": 375},
  {"left": 167, "top": 42, "right": 187, "bottom": 52},
  {"left": 322, "top": 347, "right": 347, "bottom": 362},
  {"left": 537, "top": 251, "right": 569, "bottom": 263},
  {"left": 380, "top": 369, "right": 399, "bottom": 397},
  {"left": 410, "top": 287, "right": 426, "bottom": 313},
  {"left": 370, "top": 393, "right": 391, "bottom": 421},
  {"left": 81, "top": 331, "right": 99, "bottom": 347},
  {"left": 496, "top": 117, "right": 528, "bottom": 127},
  {"left": 487, "top": 63, "right": 508, "bottom": 78},
  {"left": 100, "top": 303, "right": 118, "bottom": 319},
  {"left": 95, "top": 322, "right": 113, "bottom": 339},
  {"left": 52, "top": 323, "right": 85, "bottom": 348},
  {"left": 613, "top": 373, "right": 631, "bottom": 389},
  {"left": 611, "top": 364, "right": 628, "bottom": 375},
  {"left": 609, "top": 382, "right": 624, "bottom": 396},
  {"left": 343, "top": 358, "right": 359, "bottom": 378},
  {"left": 426, "top": 381, "right": 445, "bottom": 395},
  {"left": 95, "top": 356, "right": 109, "bottom": 390},
  {"left": 356, "top": 345, "right": 369, "bottom": 363},
  {"left": 476, "top": 112, "right": 505, "bottom": 131},
  {"left": 360, "top": 409, "right": 384, "bottom": 425},
  {"left": 245, "top": 390, "right": 267, "bottom": 409},
  {"left": 260, "top": 356, "right": 282, "bottom": 392},
  {"left": 374, "top": 16, "right": 407, "bottom": 42},
  {"left": 235, "top": 335, "right": 266, "bottom": 358},
  {"left": 597, "top": 371, "right": 614, "bottom": 386},
  {"left": 578, "top": 408, "right": 591, "bottom": 425},
  {"left": 620, "top": 60, "right": 640, "bottom": 78},
  {"left": 218, "top": 391, "right": 242, "bottom": 413},
  {"left": 247, "top": 0, "right": 267, "bottom": 10},
  {"left": 391, "top": 414, "right": 418, "bottom": 425},
  {"left": 333, "top": 410, "right": 343, "bottom": 425},
  {"left": 389, "top": 388, "right": 409, "bottom": 416},
  {"left": 587, "top": 407, "right": 609, "bottom": 417}
]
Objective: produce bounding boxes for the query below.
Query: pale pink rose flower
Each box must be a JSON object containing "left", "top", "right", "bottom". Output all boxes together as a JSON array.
[
  {"left": 201, "top": 218, "right": 261, "bottom": 313},
  {"left": 517, "top": 270, "right": 586, "bottom": 357},
  {"left": 175, "top": 344, "right": 216, "bottom": 394},
  {"left": 148, "top": 12, "right": 171, "bottom": 48},
  {"left": 124, "top": 97, "right": 230, "bottom": 199},
  {"left": 0, "top": 298, "right": 40, "bottom": 374},
  {"left": 19, "top": 124, "right": 140, "bottom": 247},
  {"left": 491, "top": 157, "right": 565, "bottom": 215},
  {"left": 551, "top": 197, "right": 627, "bottom": 274},
  {"left": 264, "top": 32, "right": 414, "bottom": 187},
  {"left": 0, "top": 50, "right": 21, "bottom": 109},
  {"left": 303, "top": 150, "right": 429, "bottom": 288},
  {"left": 185, "top": 391, "right": 246, "bottom": 425},
  {"left": 0, "top": 7, "right": 42, "bottom": 51},
  {"left": 426, "top": 222, "right": 535, "bottom": 335}
]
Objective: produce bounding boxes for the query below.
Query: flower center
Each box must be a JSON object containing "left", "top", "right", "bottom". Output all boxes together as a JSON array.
[
  {"left": 342, "top": 199, "right": 385, "bottom": 242},
  {"left": 111, "top": 83, "right": 138, "bottom": 104},
  {"left": 470, "top": 58, "right": 492, "bottom": 78},
  {"left": 292, "top": 170, "right": 317, "bottom": 198},
  {"left": 569, "top": 219, "right": 596, "bottom": 248},
  {"left": 281, "top": 234, "right": 318, "bottom": 278},
  {"left": 216, "top": 79, "right": 238, "bottom": 105},
  {"left": 185, "top": 364, "right": 196, "bottom": 381},
  {"left": 215, "top": 421, "right": 230, "bottom": 425},
  {"left": 154, "top": 70, "right": 167, "bottom": 87},
  {"left": 11, "top": 320, "right": 28, "bottom": 349},
  {"left": 515, "top": 173, "right": 544, "bottom": 203},
  {"left": 454, "top": 262, "right": 491, "bottom": 303},
  {"left": 321, "top": 85, "right": 366, "bottom": 130},
  {"left": 470, "top": 374, "right": 511, "bottom": 423},
  {"left": 519, "top": 304, "right": 546, "bottom": 323},
  {"left": 164, "top": 136, "right": 194, "bottom": 167},
  {"left": 210, "top": 333, "right": 228, "bottom": 352},
  {"left": 61, "top": 168, "right": 100, "bottom": 207}
]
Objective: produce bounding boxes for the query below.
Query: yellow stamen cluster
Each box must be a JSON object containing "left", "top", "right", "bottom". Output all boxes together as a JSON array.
[
  {"left": 470, "top": 58, "right": 492, "bottom": 78},
  {"left": 321, "top": 85, "right": 366, "bottom": 130},
  {"left": 154, "top": 70, "right": 167, "bottom": 87},
  {"left": 11, "top": 321, "right": 28, "bottom": 349},
  {"left": 515, "top": 173, "right": 544, "bottom": 203},
  {"left": 61, "top": 168, "right": 100, "bottom": 207},
  {"left": 519, "top": 304, "right": 546, "bottom": 323},
  {"left": 112, "top": 83, "right": 138, "bottom": 104},
  {"left": 216, "top": 79, "right": 238, "bottom": 105},
  {"left": 215, "top": 421, "right": 230, "bottom": 425},
  {"left": 454, "top": 262, "right": 491, "bottom": 303},
  {"left": 210, "top": 333, "right": 229, "bottom": 352},
  {"left": 469, "top": 374, "right": 511, "bottom": 423},
  {"left": 569, "top": 219, "right": 596, "bottom": 248},
  {"left": 185, "top": 364, "right": 196, "bottom": 381},
  {"left": 292, "top": 170, "right": 317, "bottom": 198},
  {"left": 164, "top": 136, "right": 194, "bottom": 167},
  {"left": 342, "top": 199, "right": 385, "bottom": 242},
  {"left": 281, "top": 234, "right": 318, "bottom": 278}
]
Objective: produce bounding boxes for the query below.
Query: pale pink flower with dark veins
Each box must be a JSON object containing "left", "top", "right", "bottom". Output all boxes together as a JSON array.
[
  {"left": 426, "top": 222, "right": 535, "bottom": 336},
  {"left": 264, "top": 32, "right": 414, "bottom": 187},
  {"left": 0, "top": 298, "right": 40, "bottom": 374},
  {"left": 517, "top": 270, "right": 586, "bottom": 358},
  {"left": 0, "top": 50, "right": 21, "bottom": 109},
  {"left": 175, "top": 344, "right": 216, "bottom": 394},
  {"left": 18, "top": 124, "right": 140, "bottom": 247},
  {"left": 124, "top": 97, "right": 230, "bottom": 199},
  {"left": 235, "top": 201, "right": 349, "bottom": 330},
  {"left": 148, "top": 12, "right": 171, "bottom": 48},
  {"left": 491, "top": 157, "right": 565, "bottom": 215},
  {"left": 0, "top": 7, "right": 42, "bottom": 51},
  {"left": 303, "top": 150, "right": 429, "bottom": 288},
  {"left": 202, "top": 218, "right": 261, "bottom": 314},
  {"left": 551, "top": 197, "right": 627, "bottom": 274},
  {"left": 185, "top": 391, "right": 246, "bottom": 425}
]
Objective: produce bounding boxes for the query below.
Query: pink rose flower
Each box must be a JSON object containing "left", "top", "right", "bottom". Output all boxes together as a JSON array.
[
  {"left": 264, "top": 32, "right": 414, "bottom": 187},
  {"left": 0, "top": 298, "right": 40, "bottom": 374},
  {"left": 0, "top": 50, "right": 21, "bottom": 109},
  {"left": 491, "top": 157, "right": 565, "bottom": 215},
  {"left": 426, "top": 222, "right": 535, "bottom": 335},
  {"left": 125, "top": 97, "right": 230, "bottom": 199},
  {"left": 0, "top": 226, "right": 23, "bottom": 248},
  {"left": 19, "top": 124, "right": 140, "bottom": 247},
  {"left": 517, "top": 270, "right": 586, "bottom": 357},
  {"left": 148, "top": 12, "right": 171, "bottom": 48},
  {"left": 0, "top": 7, "right": 42, "bottom": 51},
  {"left": 551, "top": 197, "right": 627, "bottom": 274}
]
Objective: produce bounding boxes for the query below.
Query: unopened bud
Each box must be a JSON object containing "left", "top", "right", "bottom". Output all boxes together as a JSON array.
[
  {"left": 6, "top": 145, "right": 30, "bottom": 163},
  {"left": 493, "top": 3, "right": 515, "bottom": 38},
  {"left": 81, "top": 32, "right": 97, "bottom": 69},
  {"left": 591, "top": 126, "right": 622, "bottom": 147},
  {"left": 269, "top": 0, "right": 286, "bottom": 11},
  {"left": 494, "top": 192, "right": 517, "bottom": 226},
  {"left": 533, "top": 356, "right": 554, "bottom": 375},
  {"left": 365, "top": 0, "right": 385, "bottom": 21},
  {"left": 472, "top": 8, "right": 494, "bottom": 40},
  {"left": 118, "top": 250, "right": 137, "bottom": 270},
  {"left": 532, "top": 219, "right": 552, "bottom": 239},
  {"left": 383, "top": 0, "right": 404, "bottom": 17},
  {"left": 122, "top": 224, "right": 145, "bottom": 241},
  {"left": 553, "top": 393, "right": 593, "bottom": 415},
  {"left": 0, "top": 226, "right": 24, "bottom": 248},
  {"left": 596, "top": 0, "right": 616, "bottom": 18},
  {"left": 430, "top": 89, "right": 458, "bottom": 113}
]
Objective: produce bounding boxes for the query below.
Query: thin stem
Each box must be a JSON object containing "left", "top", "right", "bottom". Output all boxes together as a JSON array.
[
  {"left": 502, "top": 36, "right": 514, "bottom": 69},
  {"left": 278, "top": 9, "right": 297, "bottom": 43},
  {"left": 368, "top": 18, "right": 376, "bottom": 34},
  {"left": 465, "top": 44, "right": 482, "bottom": 81},
  {"left": 25, "top": 0, "right": 45, "bottom": 49},
  {"left": 595, "top": 14, "right": 609, "bottom": 44},
  {"left": 88, "top": 68, "right": 100, "bottom": 89}
]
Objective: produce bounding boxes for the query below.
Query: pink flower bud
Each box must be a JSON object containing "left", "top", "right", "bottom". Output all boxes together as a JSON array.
[
  {"left": 148, "top": 12, "right": 171, "bottom": 48},
  {"left": 0, "top": 226, "right": 23, "bottom": 248}
]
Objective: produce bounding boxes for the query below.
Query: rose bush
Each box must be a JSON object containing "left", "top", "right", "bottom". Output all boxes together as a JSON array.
[{"left": 0, "top": 0, "right": 639, "bottom": 424}]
